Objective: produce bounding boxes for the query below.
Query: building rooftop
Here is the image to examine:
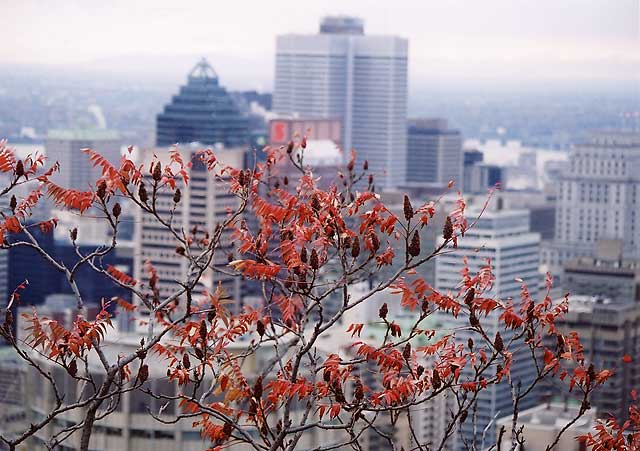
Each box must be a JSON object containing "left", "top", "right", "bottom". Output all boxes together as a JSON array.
[
  {"left": 586, "top": 130, "right": 640, "bottom": 147},
  {"left": 565, "top": 294, "right": 614, "bottom": 313},
  {"left": 320, "top": 16, "right": 364, "bottom": 35},
  {"left": 188, "top": 58, "right": 218, "bottom": 81},
  {"left": 497, "top": 402, "right": 596, "bottom": 430},
  {"left": 156, "top": 60, "right": 248, "bottom": 147},
  {"left": 408, "top": 118, "right": 459, "bottom": 135},
  {"left": 565, "top": 257, "right": 640, "bottom": 273},
  {"left": 565, "top": 239, "right": 640, "bottom": 273}
]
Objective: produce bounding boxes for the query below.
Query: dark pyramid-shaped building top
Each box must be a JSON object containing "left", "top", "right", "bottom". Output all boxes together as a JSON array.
[
  {"left": 156, "top": 58, "right": 248, "bottom": 147},
  {"left": 189, "top": 58, "right": 218, "bottom": 80}
]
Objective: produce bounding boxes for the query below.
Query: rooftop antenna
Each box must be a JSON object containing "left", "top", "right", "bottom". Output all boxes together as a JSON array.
[{"left": 189, "top": 58, "right": 218, "bottom": 80}]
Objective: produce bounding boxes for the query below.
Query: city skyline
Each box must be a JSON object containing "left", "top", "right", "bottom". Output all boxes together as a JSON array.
[{"left": 1, "top": 3, "right": 640, "bottom": 450}]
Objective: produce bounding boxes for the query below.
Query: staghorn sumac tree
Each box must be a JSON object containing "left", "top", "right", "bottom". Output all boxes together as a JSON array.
[{"left": 0, "top": 137, "right": 623, "bottom": 451}]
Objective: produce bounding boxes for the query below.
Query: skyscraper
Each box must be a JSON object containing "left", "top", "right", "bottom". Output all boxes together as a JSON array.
[
  {"left": 45, "top": 129, "right": 121, "bottom": 191},
  {"left": 274, "top": 16, "right": 408, "bottom": 188},
  {"left": 156, "top": 59, "right": 249, "bottom": 148},
  {"left": 406, "top": 118, "right": 463, "bottom": 187},
  {"left": 551, "top": 131, "right": 640, "bottom": 270},
  {"left": 435, "top": 204, "right": 541, "bottom": 450},
  {"left": 132, "top": 145, "right": 244, "bottom": 325}
]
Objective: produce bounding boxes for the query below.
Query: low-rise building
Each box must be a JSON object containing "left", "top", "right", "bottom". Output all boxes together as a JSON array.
[{"left": 496, "top": 403, "right": 595, "bottom": 451}]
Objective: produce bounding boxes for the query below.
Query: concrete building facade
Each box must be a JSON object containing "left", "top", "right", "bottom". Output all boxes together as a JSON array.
[
  {"left": 553, "top": 295, "right": 640, "bottom": 422},
  {"left": 133, "top": 145, "right": 244, "bottom": 323},
  {"left": 435, "top": 206, "right": 541, "bottom": 450},
  {"left": 496, "top": 403, "right": 594, "bottom": 451},
  {"left": 552, "top": 131, "right": 640, "bottom": 270},
  {"left": 45, "top": 129, "right": 121, "bottom": 191}
]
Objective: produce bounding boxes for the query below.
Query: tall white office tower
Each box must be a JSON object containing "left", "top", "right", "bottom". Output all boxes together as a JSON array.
[
  {"left": 274, "top": 16, "right": 408, "bottom": 188},
  {"left": 545, "top": 131, "right": 640, "bottom": 274},
  {"left": 435, "top": 204, "right": 541, "bottom": 450},
  {"left": 132, "top": 145, "right": 244, "bottom": 328}
]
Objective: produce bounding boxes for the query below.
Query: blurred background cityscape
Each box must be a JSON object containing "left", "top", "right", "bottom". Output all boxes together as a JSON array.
[{"left": 0, "top": 1, "right": 639, "bottom": 450}]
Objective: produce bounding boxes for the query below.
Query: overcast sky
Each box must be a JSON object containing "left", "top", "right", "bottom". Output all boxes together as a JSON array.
[{"left": 3, "top": 0, "right": 639, "bottom": 90}]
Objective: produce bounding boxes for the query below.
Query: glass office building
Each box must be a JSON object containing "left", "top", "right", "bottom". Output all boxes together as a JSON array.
[{"left": 156, "top": 59, "right": 249, "bottom": 147}]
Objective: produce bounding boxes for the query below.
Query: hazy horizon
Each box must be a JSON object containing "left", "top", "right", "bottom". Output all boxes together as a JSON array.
[{"left": 4, "top": 0, "right": 639, "bottom": 91}]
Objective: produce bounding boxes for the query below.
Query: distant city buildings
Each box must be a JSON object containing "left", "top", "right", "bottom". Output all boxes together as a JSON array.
[
  {"left": 549, "top": 131, "right": 640, "bottom": 274},
  {"left": 496, "top": 403, "right": 595, "bottom": 451},
  {"left": 156, "top": 59, "right": 249, "bottom": 148},
  {"left": 230, "top": 90, "right": 274, "bottom": 160},
  {"left": 12, "top": 297, "right": 362, "bottom": 451},
  {"left": 14, "top": 300, "right": 260, "bottom": 451},
  {"left": 230, "top": 90, "right": 273, "bottom": 112},
  {"left": 132, "top": 145, "right": 244, "bottom": 325},
  {"left": 463, "top": 148, "right": 484, "bottom": 166},
  {"left": 268, "top": 118, "right": 342, "bottom": 149},
  {"left": 267, "top": 117, "right": 343, "bottom": 186},
  {"left": 274, "top": 16, "right": 408, "bottom": 188},
  {"left": 0, "top": 347, "right": 26, "bottom": 442},
  {"left": 45, "top": 129, "right": 121, "bottom": 191},
  {"left": 552, "top": 294, "right": 640, "bottom": 422},
  {"left": 6, "top": 220, "right": 133, "bottom": 333},
  {"left": 550, "top": 239, "right": 640, "bottom": 423},
  {"left": 563, "top": 239, "right": 640, "bottom": 303},
  {"left": 144, "top": 66, "right": 250, "bottom": 324},
  {"left": 481, "top": 190, "right": 556, "bottom": 241},
  {"left": 407, "top": 118, "right": 463, "bottom": 187},
  {"left": 435, "top": 204, "right": 541, "bottom": 450},
  {"left": 436, "top": 205, "right": 541, "bottom": 301},
  {"left": 462, "top": 149, "right": 503, "bottom": 193}
]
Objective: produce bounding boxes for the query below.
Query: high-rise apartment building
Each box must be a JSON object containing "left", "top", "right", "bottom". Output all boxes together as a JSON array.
[
  {"left": 407, "top": 118, "right": 463, "bottom": 187},
  {"left": 436, "top": 206, "right": 541, "bottom": 302},
  {"left": 156, "top": 59, "right": 249, "bottom": 148},
  {"left": 45, "top": 129, "right": 121, "bottom": 191},
  {"left": 132, "top": 145, "right": 244, "bottom": 323},
  {"left": 552, "top": 131, "right": 640, "bottom": 270},
  {"left": 274, "top": 16, "right": 408, "bottom": 188},
  {"left": 563, "top": 239, "right": 640, "bottom": 303},
  {"left": 552, "top": 295, "right": 640, "bottom": 422},
  {"left": 435, "top": 205, "right": 541, "bottom": 450}
]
